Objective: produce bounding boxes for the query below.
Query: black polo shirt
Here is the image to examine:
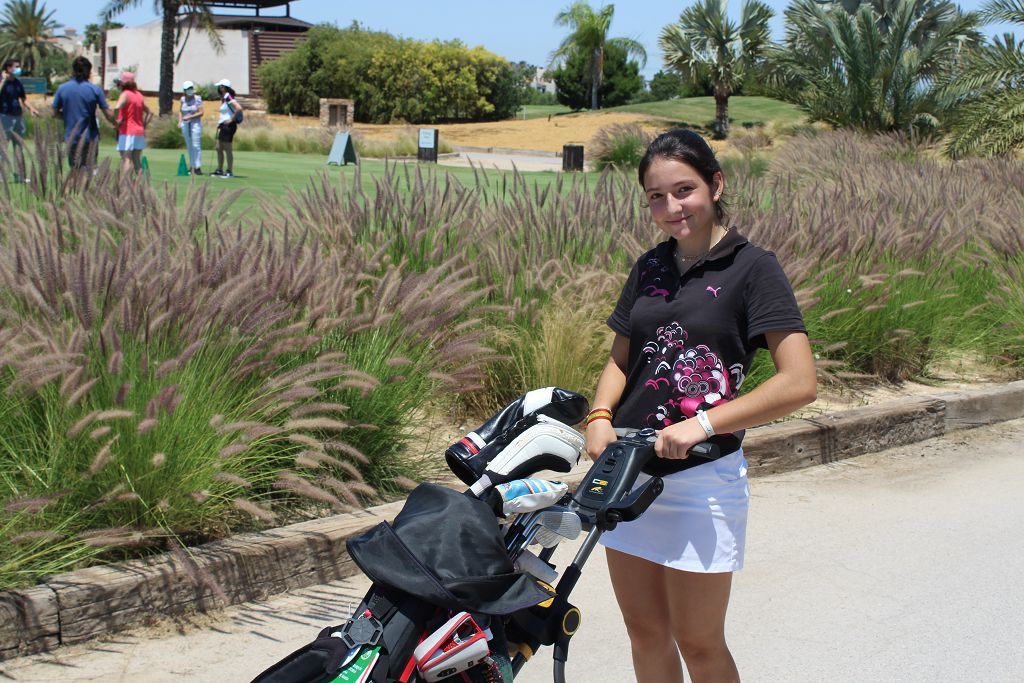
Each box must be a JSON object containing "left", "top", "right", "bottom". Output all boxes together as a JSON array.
[{"left": 607, "top": 229, "right": 806, "bottom": 475}]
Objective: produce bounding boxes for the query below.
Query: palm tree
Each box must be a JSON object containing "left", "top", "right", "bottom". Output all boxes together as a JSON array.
[
  {"left": 771, "top": 0, "right": 979, "bottom": 133},
  {"left": 0, "top": 0, "right": 60, "bottom": 75},
  {"left": 101, "top": 0, "right": 222, "bottom": 116},
  {"left": 550, "top": 2, "right": 646, "bottom": 111},
  {"left": 83, "top": 20, "right": 122, "bottom": 87},
  {"left": 943, "top": 0, "right": 1024, "bottom": 157},
  {"left": 660, "top": 0, "right": 774, "bottom": 139}
]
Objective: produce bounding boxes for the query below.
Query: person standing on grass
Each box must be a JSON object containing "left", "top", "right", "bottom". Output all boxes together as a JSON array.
[
  {"left": 0, "top": 59, "right": 39, "bottom": 183},
  {"left": 585, "top": 128, "right": 816, "bottom": 683},
  {"left": 52, "top": 57, "right": 115, "bottom": 174},
  {"left": 212, "top": 78, "right": 242, "bottom": 178},
  {"left": 178, "top": 80, "right": 203, "bottom": 175},
  {"left": 111, "top": 71, "right": 152, "bottom": 174}
]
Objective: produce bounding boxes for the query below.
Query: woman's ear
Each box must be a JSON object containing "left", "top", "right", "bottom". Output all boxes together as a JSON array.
[{"left": 712, "top": 171, "right": 724, "bottom": 201}]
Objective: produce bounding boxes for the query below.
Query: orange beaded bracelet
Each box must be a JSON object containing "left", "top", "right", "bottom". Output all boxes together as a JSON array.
[{"left": 585, "top": 408, "right": 612, "bottom": 426}]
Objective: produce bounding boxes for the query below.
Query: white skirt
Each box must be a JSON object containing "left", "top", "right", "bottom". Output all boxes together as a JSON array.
[{"left": 599, "top": 448, "right": 749, "bottom": 573}]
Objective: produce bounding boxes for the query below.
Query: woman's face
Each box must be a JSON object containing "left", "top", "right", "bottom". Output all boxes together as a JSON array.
[{"left": 642, "top": 157, "right": 723, "bottom": 243}]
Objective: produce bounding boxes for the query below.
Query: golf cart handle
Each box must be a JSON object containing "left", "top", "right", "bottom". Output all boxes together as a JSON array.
[
  {"left": 572, "top": 430, "right": 721, "bottom": 530},
  {"left": 599, "top": 476, "right": 664, "bottom": 528}
]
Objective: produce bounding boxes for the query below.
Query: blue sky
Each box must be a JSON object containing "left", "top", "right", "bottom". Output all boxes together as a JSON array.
[{"left": 46, "top": 0, "right": 1018, "bottom": 81}]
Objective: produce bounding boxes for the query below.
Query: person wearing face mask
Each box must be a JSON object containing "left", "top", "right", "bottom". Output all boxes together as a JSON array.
[
  {"left": 178, "top": 80, "right": 203, "bottom": 175},
  {"left": 0, "top": 59, "right": 39, "bottom": 183}
]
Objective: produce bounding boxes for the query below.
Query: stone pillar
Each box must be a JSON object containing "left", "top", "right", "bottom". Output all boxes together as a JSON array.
[{"left": 319, "top": 98, "right": 355, "bottom": 129}]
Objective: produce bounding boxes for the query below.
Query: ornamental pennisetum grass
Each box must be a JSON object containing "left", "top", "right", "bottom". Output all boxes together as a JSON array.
[
  {"left": 0, "top": 164, "right": 498, "bottom": 589},
  {"left": 2, "top": 126, "right": 1023, "bottom": 589}
]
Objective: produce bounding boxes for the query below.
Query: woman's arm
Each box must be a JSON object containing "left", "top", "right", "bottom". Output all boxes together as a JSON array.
[
  {"left": 654, "top": 330, "right": 817, "bottom": 460},
  {"left": 584, "top": 333, "right": 630, "bottom": 459},
  {"left": 111, "top": 92, "right": 127, "bottom": 116}
]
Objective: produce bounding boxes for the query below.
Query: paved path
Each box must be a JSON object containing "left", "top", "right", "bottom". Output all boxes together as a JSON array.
[
  {"left": 3, "top": 419, "right": 1023, "bottom": 682},
  {"left": 438, "top": 151, "right": 589, "bottom": 173}
]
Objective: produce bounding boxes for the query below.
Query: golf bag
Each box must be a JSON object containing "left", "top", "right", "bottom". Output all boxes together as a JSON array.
[
  {"left": 252, "top": 386, "right": 725, "bottom": 683},
  {"left": 252, "top": 388, "right": 590, "bottom": 683}
]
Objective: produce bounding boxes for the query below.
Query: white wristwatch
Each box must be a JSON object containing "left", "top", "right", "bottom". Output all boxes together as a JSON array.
[{"left": 695, "top": 410, "right": 716, "bottom": 439}]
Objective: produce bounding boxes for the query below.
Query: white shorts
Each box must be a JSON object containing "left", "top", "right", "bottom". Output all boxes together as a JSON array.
[
  {"left": 599, "top": 448, "right": 749, "bottom": 573},
  {"left": 117, "top": 134, "right": 146, "bottom": 152}
]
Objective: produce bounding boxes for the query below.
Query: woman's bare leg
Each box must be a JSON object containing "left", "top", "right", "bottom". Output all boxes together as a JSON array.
[
  {"left": 607, "top": 548, "right": 684, "bottom": 683},
  {"left": 665, "top": 569, "right": 739, "bottom": 682}
]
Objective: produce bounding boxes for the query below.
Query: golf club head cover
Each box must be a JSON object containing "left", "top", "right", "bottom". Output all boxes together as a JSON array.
[
  {"left": 446, "top": 387, "right": 589, "bottom": 486},
  {"left": 487, "top": 478, "right": 569, "bottom": 516},
  {"left": 514, "top": 549, "right": 559, "bottom": 584},
  {"left": 413, "top": 612, "right": 490, "bottom": 682},
  {"left": 469, "top": 417, "right": 584, "bottom": 496}
]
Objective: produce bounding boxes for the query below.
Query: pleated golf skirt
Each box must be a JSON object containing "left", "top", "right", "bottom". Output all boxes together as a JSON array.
[{"left": 599, "top": 448, "right": 749, "bottom": 573}]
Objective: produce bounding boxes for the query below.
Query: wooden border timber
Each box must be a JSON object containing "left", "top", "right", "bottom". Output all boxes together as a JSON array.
[{"left": 3, "top": 380, "right": 1023, "bottom": 660}]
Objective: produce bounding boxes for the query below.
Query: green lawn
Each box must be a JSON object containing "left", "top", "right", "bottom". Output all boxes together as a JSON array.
[
  {"left": 612, "top": 96, "right": 806, "bottom": 129},
  {"left": 519, "top": 96, "right": 804, "bottom": 129},
  {"left": 96, "top": 148, "right": 600, "bottom": 211},
  {"left": 519, "top": 104, "right": 573, "bottom": 119}
]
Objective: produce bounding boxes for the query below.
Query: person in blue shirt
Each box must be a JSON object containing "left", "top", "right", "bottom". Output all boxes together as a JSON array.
[
  {"left": 52, "top": 57, "right": 115, "bottom": 173},
  {"left": 0, "top": 58, "right": 39, "bottom": 182}
]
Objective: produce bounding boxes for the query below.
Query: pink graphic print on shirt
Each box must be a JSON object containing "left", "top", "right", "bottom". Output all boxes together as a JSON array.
[{"left": 640, "top": 322, "right": 733, "bottom": 427}]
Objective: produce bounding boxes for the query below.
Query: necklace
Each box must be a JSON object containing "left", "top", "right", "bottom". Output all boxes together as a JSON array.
[{"left": 674, "top": 227, "right": 729, "bottom": 270}]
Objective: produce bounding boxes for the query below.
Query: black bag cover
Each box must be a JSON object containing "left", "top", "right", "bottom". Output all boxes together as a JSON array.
[
  {"left": 445, "top": 387, "right": 589, "bottom": 485},
  {"left": 347, "top": 484, "right": 553, "bottom": 615},
  {"left": 249, "top": 624, "right": 351, "bottom": 683}
]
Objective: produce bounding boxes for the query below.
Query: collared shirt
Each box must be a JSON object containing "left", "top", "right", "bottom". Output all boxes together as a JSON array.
[
  {"left": 607, "top": 230, "right": 806, "bottom": 475},
  {"left": 52, "top": 78, "right": 109, "bottom": 142},
  {"left": 0, "top": 76, "right": 25, "bottom": 116}
]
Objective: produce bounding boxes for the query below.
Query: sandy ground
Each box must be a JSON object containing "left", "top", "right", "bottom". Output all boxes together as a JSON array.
[{"left": 349, "top": 112, "right": 666, "bottom": 153}]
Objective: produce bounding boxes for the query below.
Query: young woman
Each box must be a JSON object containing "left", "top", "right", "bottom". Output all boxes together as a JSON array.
[
  {"left": 212, "top": 78, "right": 242, "bottom": 178},
  {"left": 112, "top": 71, "right": 151, "bottom": 174},
  {"left": 585, "top": 129, "right": 817, "bottom": 682},
  {"left": 178, "top": 80, "right": 204, "bottom": 175}
]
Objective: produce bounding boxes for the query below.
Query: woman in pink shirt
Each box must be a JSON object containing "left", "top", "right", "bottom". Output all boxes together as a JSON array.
[{"left": 112, "top": 71, "right": 152, "bottom": 174}]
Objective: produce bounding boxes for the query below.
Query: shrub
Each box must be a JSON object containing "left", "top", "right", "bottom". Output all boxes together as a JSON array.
[
  {"left": 589, "top": 123, "right": 653, "bottom": 171},
  {"left": 259, "top": 24, "right": 528, "bottom": 124}
]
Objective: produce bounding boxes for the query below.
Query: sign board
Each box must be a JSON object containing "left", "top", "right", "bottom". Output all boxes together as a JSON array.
[
  {"left": 417, "top": 128, "right": 438, "bottom": 163},
  {"left": 20, "top": 77, "right": 46, "bottom": 94},
  {"left": 326, "top": 131, "right": 358, "bottom": 166}
]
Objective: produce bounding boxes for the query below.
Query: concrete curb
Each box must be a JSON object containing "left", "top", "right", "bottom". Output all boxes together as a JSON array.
[
  {"left": 451, "top": 145, "right": 562, "bottom": 158},
  {"left": 3, "top": 380, "right": 1023, "bottom": 660}
]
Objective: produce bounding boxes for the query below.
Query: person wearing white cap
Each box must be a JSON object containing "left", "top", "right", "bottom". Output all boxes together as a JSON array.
[
  {"left": 212, "top": 78, "right": 242, "bottom": 178},
  {"left": 178, "top": 81, "right": 204, "bottom": 175}
]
